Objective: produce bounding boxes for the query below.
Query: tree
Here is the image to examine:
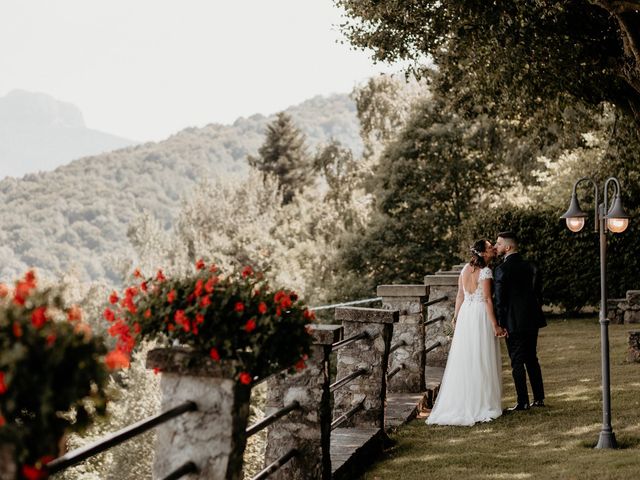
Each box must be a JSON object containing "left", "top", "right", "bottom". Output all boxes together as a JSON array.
[
  {"left": 336, "top": 1, "right": 640, "bottom": 128},
  {"left": 248, "top": 112, "right": 312, "bottom": 204},
  {"left": 336, "top": 94, "right": 502, "bottom": 292}
]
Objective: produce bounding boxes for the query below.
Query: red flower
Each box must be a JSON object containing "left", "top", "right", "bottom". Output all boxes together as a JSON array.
[
  {"left": 0, "top": 283, "right": 9, "bottom": 297},
  {"left": 109, "top": 291, "right": 119, "bottom": 304},
  {"left": 242, "top": 265, "right": 254, "bottom": 278},
  {"left": 67, "top": 305, "right": 82, "bottom": 322},
  {"left": 0, "top": 372, "right": 7, "bottom": 394},
  {"left": 194, "top": 279, "right": 204, "bottom": 297},
  {"left": 13, "top": 281, "right": 30, "bottom": 306},
  {"left": 174, "top": 310, "right": 190, "bottom": 332},
  {"left": 133, "top": 268, "right": 142, "bottom": 278},
  {"left": 31, "top": 307, "right": 48, "bottom": 329},
  {"left": 244, "top": 318, "right": 256, "bottom": 333},
  {"left": 209, "top": 264, "right": 218, "bottom": 273},
  {"left": 156, "top": 269, "right": 166, "bottom": 282},
  {"left": 0, "top": 414, "right": 5, "bottom": 427},
  {"left": 144, "top": 308, "right": 152, "bottom": 319},
  {"left": 209, "top": 347, "right": 220, "bottom": 361},
  {"left": 46, "top": 333, "right": 56, "bottom": 347},
  {"left": 196, "top": 314, "right": 205, "bottom": 324},
  {"left": 12, "top": 322, "right": 23, "bottom": 338},
  {"left": 140, "top": 281, "right": 148, "bottom": 292},
  {"left": 303, "top": 309, "right": 316, "bottom": 321},
  {"left": 239, "top": 372, "right": 252, "bottom": 385},
  {"left": 195, "top": 259, "right": 206, "bottom": 270},
  {"left": 205, "top": 277, "right": 217, "bottom": 293},
  {"left": 103, "top": 307, "right": 115, "bottom": 322},
  {"left": 125, "top": 286, "right": 138, "bottom": 298},
  {"left": 295, "top": 358, "right": 307, "bottom": 371},
  {"left": 258, "top": 302, "right": 267, "bottom": 314},
  {"left": 21, "top": 464, "right": 48, "bottom": 480},
  {"left": 24, "top": 270, "right": 37, "bottom": 287},
  {"left": 153, "top": 368, "right": 161, "bottom": 375},
  {"left": 234, "top": 302, "right": 245, "bottom": 313},
  {"left": 200, "top": 295, "right": 211, "bottom": 307},
  {"left": 274, "top": 290, "right": 285, "bottom": 303},
  {"left": 167, "top": 290, "right": 176, "bottom": 303},
  {"left": 105, "top": 350, "right": 130, "bottom": 370},
  {"left": 133, "top": 322, "right": 141, "bottom": 334}
]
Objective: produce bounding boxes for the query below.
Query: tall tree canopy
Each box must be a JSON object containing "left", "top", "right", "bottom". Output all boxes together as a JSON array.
[
  {"left": 248, "top": 112, "right": 312, "bottom": 204},
  {"left": 337, "top": 1, "right": 640, "bottom": 126}
]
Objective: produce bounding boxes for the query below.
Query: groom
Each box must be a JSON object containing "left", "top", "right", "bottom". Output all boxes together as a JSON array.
[{"left": 494, "top": 231, "right": 546, "bottom": 411}]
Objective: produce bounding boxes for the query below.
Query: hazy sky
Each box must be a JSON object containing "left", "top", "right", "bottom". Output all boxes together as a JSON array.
[{"left": 0, "top": 0, "right": 400, "bottom": 142}]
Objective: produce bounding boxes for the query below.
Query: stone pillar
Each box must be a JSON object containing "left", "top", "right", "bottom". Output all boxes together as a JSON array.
[
  {"left": 624, "top": 290, "right": 640, "bottom": 324},
  {"left": 628, "top": 331, "right": 640, "bottom": 363},
  {"left": 333, "top": 307, "right": 398, "bottom": 429},
  {"left": 423, "top": 272, "right": 460, "bottom": 367},
  {"left": 146, "top": 348, "right": 251, "bottom": 480},
  {"left": 0, "top": 444, "right": 16, "bottom": 480},
  {"left": 376, "top": 285, "right": 429, "bottom": 393},
  {"left": 263, "top": 324, "right": 341, "bottom": 480}
]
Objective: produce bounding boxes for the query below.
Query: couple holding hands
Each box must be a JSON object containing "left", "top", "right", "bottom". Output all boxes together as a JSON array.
[{"left": 427, "top": 232, "right": 546, "bottom": 426}]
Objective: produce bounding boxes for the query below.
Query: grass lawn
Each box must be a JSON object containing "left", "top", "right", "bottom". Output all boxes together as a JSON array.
[{"left": 361, "top": 319, "right": 640, "bottom": 480}]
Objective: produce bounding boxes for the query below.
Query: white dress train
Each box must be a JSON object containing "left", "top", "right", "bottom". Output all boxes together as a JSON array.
[{"left": 426, "top": 264, "right": 502, "bottom": 426}]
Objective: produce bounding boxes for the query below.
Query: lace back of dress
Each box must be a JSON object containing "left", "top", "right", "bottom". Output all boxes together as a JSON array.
[{"left": 463, "top": 264, "right": 491, "bottom": 303}]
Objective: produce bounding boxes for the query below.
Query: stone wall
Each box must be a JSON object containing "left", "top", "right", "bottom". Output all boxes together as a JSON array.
[{"left": 607, "top": 290, "right": 640, "bottom": 324}]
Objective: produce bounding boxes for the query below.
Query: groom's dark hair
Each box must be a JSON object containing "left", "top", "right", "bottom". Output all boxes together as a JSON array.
[{"left": 498, "top": 231, "right": 519, "bottom": 247}]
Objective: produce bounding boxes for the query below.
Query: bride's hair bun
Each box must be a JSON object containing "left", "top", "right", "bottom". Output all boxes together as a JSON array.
[{"left": 469, "top": 239, "right": 488, "bottom": 268}]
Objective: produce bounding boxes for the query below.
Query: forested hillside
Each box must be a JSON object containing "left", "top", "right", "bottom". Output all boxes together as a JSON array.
[{"left": 0, "top": 93, "right": 362, "bottom": 284}]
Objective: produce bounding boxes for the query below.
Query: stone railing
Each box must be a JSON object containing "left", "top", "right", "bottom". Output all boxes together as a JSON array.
[{"left": 2, "top": 271, "right": 459, "bottom": 480}]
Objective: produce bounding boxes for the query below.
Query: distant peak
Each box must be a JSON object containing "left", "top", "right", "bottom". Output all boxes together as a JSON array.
[{"left": 0, "top": 89, "right": 85, "bottom": 128}]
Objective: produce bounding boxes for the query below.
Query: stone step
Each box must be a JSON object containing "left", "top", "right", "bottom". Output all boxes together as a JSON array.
[
  {"left": 331, "top": 427, "right": 385, "bottom": 480},
  {"left": 424, "top": 366, "right": 445, "bottom": 409},
  {"left": 385, "top": 392, "right": 427, "bottom": 430}
]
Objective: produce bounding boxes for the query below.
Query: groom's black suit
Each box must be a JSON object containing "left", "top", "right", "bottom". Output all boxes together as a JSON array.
[{"left": 494, "top": 252, "right": 546, "bottom": 405}]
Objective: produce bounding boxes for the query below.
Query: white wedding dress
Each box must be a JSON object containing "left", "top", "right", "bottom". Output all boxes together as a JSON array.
[{"left": 426, "top": 264, "right": 502, "bottom": 426}]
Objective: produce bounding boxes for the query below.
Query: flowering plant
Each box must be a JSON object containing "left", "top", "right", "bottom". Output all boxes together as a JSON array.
[
  {"left": 0, "top": 271, "right": 110, "bottom": 479},
  {"left": 104, "top": 262, "right": 314, "bottom": 384}
]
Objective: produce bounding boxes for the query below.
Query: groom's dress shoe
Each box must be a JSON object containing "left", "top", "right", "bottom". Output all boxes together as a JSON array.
[
  {"left": 505, "top": 403, "right": 530, "bottom": 412},
  {"left": 531, "top": 399, "right": 545, "bottom": 407}
]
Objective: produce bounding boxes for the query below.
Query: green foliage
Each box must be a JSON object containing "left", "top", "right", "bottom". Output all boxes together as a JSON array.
[
  {"left": 459, "top": 205, "right": 640, "bottom": 312},
  {"left": 105, "top": 263, "right": 314, "bottom": 382},
  {"left": 337, "top": 0, "right": 640, "bottom": 127},
  {"left": 249, "top": 112, "right": 313, "bottom": 204},
  {"left": 336, "top": 94, "right": 501, "bottom": 293},
  {"left": 0, "top": 271, "right": 110, "bottom": 470}
]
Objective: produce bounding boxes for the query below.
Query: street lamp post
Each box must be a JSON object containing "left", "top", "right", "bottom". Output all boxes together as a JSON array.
[{"left": 560, "top": 176, "right": 630, "bottom": 449}]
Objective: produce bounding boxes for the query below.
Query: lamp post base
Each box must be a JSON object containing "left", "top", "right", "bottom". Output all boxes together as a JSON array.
[{"left": 595, "top": 431, "right": 617, "bottom": 449}]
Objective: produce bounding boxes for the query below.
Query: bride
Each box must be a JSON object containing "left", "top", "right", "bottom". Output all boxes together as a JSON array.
[{"left": 426, "top": 239, "right": 506, "bottom": 426}]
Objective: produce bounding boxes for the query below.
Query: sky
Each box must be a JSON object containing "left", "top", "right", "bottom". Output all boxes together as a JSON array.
[{"left": 0, "top": 0, "right": 401, "bottom": 142}]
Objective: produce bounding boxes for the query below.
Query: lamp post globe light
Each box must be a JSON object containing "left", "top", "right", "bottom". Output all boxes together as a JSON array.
[{"left": 561, "top": 176, "right": 630, "bottom": 449}]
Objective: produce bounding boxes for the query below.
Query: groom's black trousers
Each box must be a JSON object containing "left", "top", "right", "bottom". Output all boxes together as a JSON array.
[{"left": 506, "top": 330, "right": 545, "bottom": 404}]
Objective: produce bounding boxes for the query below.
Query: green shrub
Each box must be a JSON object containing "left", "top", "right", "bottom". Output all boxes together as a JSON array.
[{"left": 459, "top": 205, "right": 640, "bottom": 312}]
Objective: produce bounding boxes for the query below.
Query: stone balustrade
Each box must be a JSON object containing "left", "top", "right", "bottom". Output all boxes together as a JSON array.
[
  {"left": 423, "top": 271, "right": 460, "bottom": 367},
  {"left": 332, "top": 307, "right": 399, "bottom": 429},
  {"left": 263, "top": 324, "right": 341, "bottom": 480},
  {"left": 377, "top": 285, "right": 429, "bottom": 393},
  {"left": 146, "top": 348, "right": 251, "bottom": 480}
]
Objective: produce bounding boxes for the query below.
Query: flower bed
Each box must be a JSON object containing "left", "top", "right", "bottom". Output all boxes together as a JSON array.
[
  {"left": 0, "top": 271, "right": 111, "bottom": 479},
  {"left": 104, "top": 262, "right": 314, "bottom": 383}
]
